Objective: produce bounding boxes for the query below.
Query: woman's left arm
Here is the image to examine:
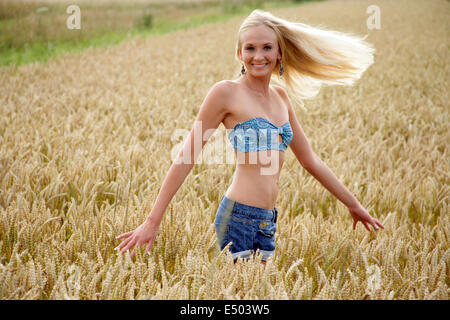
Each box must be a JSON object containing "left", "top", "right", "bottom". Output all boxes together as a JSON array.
[
  {"left": 275, "top": 86, "right": 384, "bottom": 232},
  {"left": 303, "top": 155, "right": 384, "bottom": 231}
]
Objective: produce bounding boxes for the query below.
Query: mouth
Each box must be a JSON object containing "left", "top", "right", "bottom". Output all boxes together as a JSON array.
[{"left": 252, "top": 63, "right": 269, "bottom": 68}]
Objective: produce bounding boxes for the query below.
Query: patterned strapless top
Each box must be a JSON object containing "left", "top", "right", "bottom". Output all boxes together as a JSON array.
[{"left": 228, "top": 117, "right": 294, "bottom": 152}]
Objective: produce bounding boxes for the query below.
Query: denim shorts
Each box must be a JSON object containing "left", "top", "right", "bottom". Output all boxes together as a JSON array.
[{"left": 214, "top": 195, "right": 278, "bottom": 261}]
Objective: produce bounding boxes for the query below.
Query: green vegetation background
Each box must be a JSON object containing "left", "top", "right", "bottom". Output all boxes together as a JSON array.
[{"left": 0, "top": 0, "right": 321, "bottom": 67}]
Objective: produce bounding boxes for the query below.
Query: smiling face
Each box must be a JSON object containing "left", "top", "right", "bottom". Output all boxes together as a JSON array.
[{"left": 239, "top": 24, "right": 282, "bottom": 77}]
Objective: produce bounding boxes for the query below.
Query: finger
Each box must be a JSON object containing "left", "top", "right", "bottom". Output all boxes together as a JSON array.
[
  {"left": 130, "top": 240, "right": 144, "bottom": 259},
  {"left": 370, "top": 219, "right": 380, "bottom": 231},
  {"left": 146, "top": 239, "right": 154, "bottom": 254},
  {"left": 376, "top": 220, "right": 385, "bottom": 229},
  {"left": 353, "top": 220, "right": 357, "bottom": 230},
  {"left": 372, "top": 222, "right": 379, "bottom": 231},
  {"left": 116, "top": 231, "right": 134, "bottom": 240},
  {"left": 129, "top": 247, "right": 136, "bottom": 259},
  {"left": 120, "top": 237, "right": 136, "bottom": 255},
  {"left": 116, "top": 236, "right": 132, "bottom": 251},
  {"left": 362, "top": 221, "right": 371, "bottom": 232}
]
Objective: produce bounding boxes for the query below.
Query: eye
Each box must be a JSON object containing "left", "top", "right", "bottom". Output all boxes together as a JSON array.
[{"left": 245, "top": 46, "right": 272, "bottom": 51}]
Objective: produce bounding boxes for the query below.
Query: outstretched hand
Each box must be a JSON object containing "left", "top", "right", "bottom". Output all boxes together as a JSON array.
[
  {"left": 348, "top": 204, "right": 384, "bottom": 232},
  {"left": 115, "top": 218, "right": 160, "bottom": 259}
]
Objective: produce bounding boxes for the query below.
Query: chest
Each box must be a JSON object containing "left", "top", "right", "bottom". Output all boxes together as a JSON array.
[{"left": 223, "top": 89, "right": 289, "bottom": 131}]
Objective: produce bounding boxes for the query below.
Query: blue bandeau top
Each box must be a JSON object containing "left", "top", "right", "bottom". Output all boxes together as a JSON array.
[{"left": 228, "top": 117, "right": 294, "bottom": 152}]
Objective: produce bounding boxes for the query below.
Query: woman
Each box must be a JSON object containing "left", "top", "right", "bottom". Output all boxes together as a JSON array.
[{"left": 115, "top": 10, "right": 384, "bottom": 263}]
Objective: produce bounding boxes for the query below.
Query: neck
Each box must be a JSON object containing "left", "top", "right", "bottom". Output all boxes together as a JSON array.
[{"left": 242, "top": 74, "right": 271, "bottom": 97}]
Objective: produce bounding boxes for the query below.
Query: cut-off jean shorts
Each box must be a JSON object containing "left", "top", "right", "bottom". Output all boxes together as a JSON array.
[{"left": 214, "top": 195, "right": 278, "bottom": 261}]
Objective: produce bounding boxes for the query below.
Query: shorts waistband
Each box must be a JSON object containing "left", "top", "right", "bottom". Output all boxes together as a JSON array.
[{"left": 219, "top": 195, "right": 278, "bottom": 221}]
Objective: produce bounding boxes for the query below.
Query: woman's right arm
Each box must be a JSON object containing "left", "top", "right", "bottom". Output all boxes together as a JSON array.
[
  {"left": 115, "top": 81, "right": 230, "bottom": 257},
  {"left": 147, "top": 81, "right": 230, "bottom": 225}
]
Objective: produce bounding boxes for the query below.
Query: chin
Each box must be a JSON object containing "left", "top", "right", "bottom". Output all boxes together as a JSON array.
[{"left": 251, "top": 69, "right": 273, "bottom": 76}]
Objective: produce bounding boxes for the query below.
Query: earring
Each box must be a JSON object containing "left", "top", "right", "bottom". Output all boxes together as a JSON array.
[
  {"left": 279, "top": 61, "right": 284, "bottom": 77},
  {"left": 241, "top": 64, "right": 246, "bottom": 75}
]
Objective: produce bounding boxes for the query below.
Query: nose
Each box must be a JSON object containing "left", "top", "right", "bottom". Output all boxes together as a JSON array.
[{"left": 254, "top": 50, "right": 265, "bottom": 60}]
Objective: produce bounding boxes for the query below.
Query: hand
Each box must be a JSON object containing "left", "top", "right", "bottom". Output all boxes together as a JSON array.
[
  {"left": 115, "top": 218, "right": 160, "bottom": 258},
  {"left": 348, "top": 204, "right": 384, "bottom": 232}
]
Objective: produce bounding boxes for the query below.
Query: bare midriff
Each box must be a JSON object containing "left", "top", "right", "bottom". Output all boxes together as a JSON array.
[
  {"left": 225, "top": 146, "right": 285, "bottom": 210},
  {"left": 223, "top": 80, "right": 289, "bottom": 210}
]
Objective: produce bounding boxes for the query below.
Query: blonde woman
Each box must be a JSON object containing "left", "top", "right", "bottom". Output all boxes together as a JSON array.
[{"left": 115, "top": 10, "right": 384, "bottom": 264}]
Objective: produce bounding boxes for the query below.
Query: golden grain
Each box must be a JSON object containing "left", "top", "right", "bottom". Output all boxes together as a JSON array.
[{"left": 0, "top": 0, "right": 448, "bottom": 299}]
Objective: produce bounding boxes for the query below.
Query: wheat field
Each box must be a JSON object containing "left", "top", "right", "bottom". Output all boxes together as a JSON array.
[{"left": 0, "top": 0, "right": 448, "bottom": 300}]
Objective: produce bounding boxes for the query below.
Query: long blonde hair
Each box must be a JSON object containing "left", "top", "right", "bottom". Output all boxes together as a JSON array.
[{"left": 235, "top": 9, "right": 375, "bottom": 107}]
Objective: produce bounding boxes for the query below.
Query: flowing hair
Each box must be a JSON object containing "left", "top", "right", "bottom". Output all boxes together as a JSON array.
[{"left": 234, "top": 9, "right": 375, "bottom": 107}]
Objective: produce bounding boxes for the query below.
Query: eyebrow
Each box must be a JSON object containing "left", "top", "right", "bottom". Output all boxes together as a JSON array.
[{"left": 244, "top": 42, "right": 274, "bottom": 46}]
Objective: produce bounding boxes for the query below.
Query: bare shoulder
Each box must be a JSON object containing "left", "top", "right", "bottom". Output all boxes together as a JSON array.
[
  {"left": 210, "top": 79, "right": 240, "bottom": 111},
  {"left": 207, "top": 80, "right": 234, "bottom": 104},
  {"left": 212, "top": 79, "right": 235, "bottom": 93},
  {"left": 196, "top": 80, "right": 234, "bottom": 127},
  {"left": 271, "top": 84, "right": 294, "bottom": 114},
  {"left": 271, "top": 84, "right": 288, "bottom": 101},
  {"left": 202, "top": 80, "right": 233, "bottom": 108}
]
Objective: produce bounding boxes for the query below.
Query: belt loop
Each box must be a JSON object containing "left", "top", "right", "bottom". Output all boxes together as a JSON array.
[{"left": 273, "top": 207, "right": 278, "bottom": 223}]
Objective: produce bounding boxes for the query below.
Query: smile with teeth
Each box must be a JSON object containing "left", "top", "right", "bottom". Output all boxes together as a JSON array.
[{"left": 252, "top": 63, "right": 268, "bottom": 68}]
